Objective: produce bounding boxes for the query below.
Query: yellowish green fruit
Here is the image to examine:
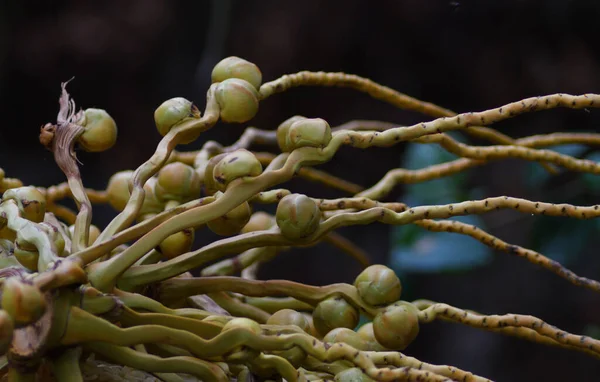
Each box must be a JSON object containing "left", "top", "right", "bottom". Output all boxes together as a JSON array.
[
  {"left": 154, "top": 97, "right": 197, "bottom": 137},
  {"left": 207, "top": 192, "right": 252, "bottom": 236},
  {"left": 155, "top": 162, "right": 201, "bottom": 202},
  {"left": 215, "top": 78, "right": 259, "bottom": 123},
  {"left": 241, "top": 212, "right": 275, "bottom": 234},
  {"left": 2, "top": 187, "right": 46, "bottom": 223},
  {"left": 276, "top": 115, "right": 306, "bottom": 152},
  {"left": 212, "top": 149, "right": 262, "bottom": 190},
  {"left": 211, "top": 56, "right": 262, "bottom": 90},
  {"left": 266, "top": 309, "right": 310, "bottom": 332},
  {"left": 202, "top": 153, "right": 227, "bottom": 196},
  {"left": 356, "top": 322, "right": 387, "bottom": 351},
  {"left": 286, "top": 117, "right": 332, "bottom": 151},
  {"left": 158, "top": 228, "right": 195, "bottom": 260},
  {"left": 323, "top": 327, "right": 366, "bottom": 350},
  {"left": 276, "top": 194, "right": 321, "bottom": 239},
  {"left": 77, "top": 108, "right": 118, "bottom": 152},
  {"left": 354, "top": 264, "right": 402, "bottom": 306},
  {"left": 312, "top": 296, "right": 359, "bottom": 337},
  {"left": 2, "top": 278, "right": 47, "bottom": 326},
  {"left": 372, "top": 301, "right": 419, "bottom": 350}
]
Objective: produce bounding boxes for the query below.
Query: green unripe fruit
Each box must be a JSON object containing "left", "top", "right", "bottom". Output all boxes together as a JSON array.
[
  {"left": 276, "top": 115, "right": 306, "bottom": 152},
  {"left": 323, "top": 327, "right": 366, "bottom": 350},
  {"left": 266, "top": 309, "right": 310, "bottom": 332},
  {"left": 312, "top": 297, "right": 359, "bottom": 337},
  {"left": 215, "top": 78, "right": 260, "bottom": 123},
  {"left": 0, "top": 310, "right": 14, "bottom": 354},
  {"left": 105, "top": 170, "right": 133, "bottom": 212},
  {"left": 354, "top": 264, "right": 402, "bottom": 306},
  {"left": 276, "top": 194, "right": 321, "bottom": 239},
  {"left": 372, "top": 301, "right": 420, "bottom": 350},
  {"left": 285, "top": 118, "right": 332, "bottom": 151},
  {"left": 356, "top": 322, "right": 387, "bottom": 351},
  {"left": 158, "top": 228, "right": 194, "bottom": 259},
  {"left": 207, "top": 192, "right": 252, "bottom": 236},
  {"left": 154, "top": 97, "right": 199, "bottom": 140},
  {"left": 155, "top": 162, "right": 201, "bottom": 202},
  {"left": 221, "top": 317, "right": 261, "bottom": 362},
  {"left": 335, "top": 368, "right": 374, "bottom": 382},
  {"left": 2, "top": 187, "right": 46, "bottom": 223},
  {"left": 13, "top": 245, "right": 39, "bottom": 271},
  {"left": 212, "top": 149, "right": 262, "bottom": 190},
  {"left": 202, "top": 153, "right": 227, "bottom": 196},
  {"left": 2, "top": 278, "right": 47, "bottom": 326},
  {"left": 77, "top": 108, "right": 117, "bottom": 152},
  {"left": 241, "top": 212, "right": 275, "bottom": 234},
  {"left": 105, "top": 171, "right": 163, "bottom": 215},
  {"left": 211, "top": 56, "right": 262, "bottom": 90}
]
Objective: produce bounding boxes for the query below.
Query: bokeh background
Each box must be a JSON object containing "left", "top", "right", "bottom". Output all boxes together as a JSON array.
[{"left": 2, "top": 0, "right": 600, "bottom": 380}]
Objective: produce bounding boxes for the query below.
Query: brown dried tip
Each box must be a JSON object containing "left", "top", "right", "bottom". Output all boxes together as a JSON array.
[{"left": 39, "top": 123, "right": 56, "bottom": 150}]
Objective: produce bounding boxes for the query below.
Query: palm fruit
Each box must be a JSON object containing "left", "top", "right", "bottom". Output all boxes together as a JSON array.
[
  {"left": 285, "top": 117, "right": 332, "bottom": 151},
  {"left": 2, "top": 278, "right": 47, "bottom": 326},
  {"left": 221, "top": 317, "right": 261, "bottom": 362},
  {"left": 334, "top": 368, "right": 374, "bottom": 382},
  {"left": 2, "top": 186, "right": 46, "bottom": 223},
  {"left": 212, "top": 149, "right": 262, "bottom": 190},
  {"left": 202, "top": 153, "right": 227, "bottom": 195},
  {"left": 354, "top": 264, "right": 402, "bottom": 306},
  {"left": 211, "top": 56, "right": 262, "bottom": 90},
  {"left": 323, "top": 327, "right": 366, "bottom": 350},
  {"left": 158, "top": 228, "right": 195, "bottom": 260},
  {"left": 356, "top": 322, "right": 387, "bottom": 351},
  {"left": 77, "top": 108, "right": 118, "bottom": 152},
  {"left": 312, "top": 296, "right": 359, "bottom": 337},
  {"left": 215, "top": 78, "right": 260, "bottom": 123},
  {"left": 276, "top": 115, "right": 306, "bottom": 152},
  {"left": 155, "top": 162, "right": 201, "bottom": 202},
  {"left": 154, "top": 97, "right": 200, "bottom": 141},
  {"left": 275, "top": 193, "right": 321, "bottom": 239},
  {"left": 267, "top": 309, "right": 310, "bottom": 332},
  {"left": 372, "top": 301, "right": 419, "bottom": 350},
  {"left": 0, "top": 310, "right": 14, "bottom": 354},
  {"left": 241, "top": 212, "right": 275, "bottom": 234},
  {"left": 105, "top": 171, "right": 163, "bottom": 216},
  {"left": 207, "top": 192, "right": 252, "bottom": 236}
]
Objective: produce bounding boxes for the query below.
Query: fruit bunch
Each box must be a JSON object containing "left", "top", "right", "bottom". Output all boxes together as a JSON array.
[{"left": 0, "top": 56, "right": 599, "bottom": 381}]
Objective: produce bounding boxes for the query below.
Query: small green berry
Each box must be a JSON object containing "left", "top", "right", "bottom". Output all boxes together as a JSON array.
[
  {"left": 241, "top": 212, "right": 275, "bottom": 234},
  {"left": 207, "top": 192, "right": 252, "bottom": 236},
  {"left": 77, "top": 108, "right": 117, "bottom": 152},
  {"left": 215, "top": 79, "right": 259, "bottom": 123},
  {"left": 276, "top": 115, "right": 306, "bottom": 152},
  {"left": 155, "top": 162, "right": 201, "bottom": 202},
  {"left": 2, "top": 278, "right": 47, "bottom": 326},
  {"left": 372, "top": 301, "right": 419, "bottom": 350},
  {"left": 354, "top": 264, "right": 402, "bottom": 306},
  {"left": 286, "top": 117, "right": 332, "bottom": 151},
  {"left": 312, "top": 296, "right": 359, "bottom": 337},
  {"left": 266, "top": 309, "right": 310, "bottom": 332},
  {"left": 2, "top": 187, "right": 46, "bottom": 223},
  {"left": 335, "top": 368, "right": 374, "bottom": 382},
  {"left": 202, "top": 153, "right": 227, "bottom": 196},
  {"left": 211, "top": 56, "right": 262, "bottom": 90},
  {"left": 212, "top": 149, "right": 262, "bottom": 190},
  {"left": 276, "top": 193, "right": 321, "bottom": 239},
  {"left": 158, "top": 228, "right": 195, "bottom": 260},
  {"left": 154, "top": 97, "right": 200, "bottom": 142},
  {"left": 356, "top": 322, "right": 387, "bottom": 351}
]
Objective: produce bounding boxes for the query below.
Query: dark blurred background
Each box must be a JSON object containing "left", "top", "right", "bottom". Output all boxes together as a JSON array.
[{"left": 2, "top": 0, "right": 600, "bottom": 380}]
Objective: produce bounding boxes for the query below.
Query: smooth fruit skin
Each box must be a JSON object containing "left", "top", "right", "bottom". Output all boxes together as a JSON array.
[
  {"left": 215, "top": 79, "right": 260, "bottom": 123},
  {"left": 276, "top": 194, "right": 321, "bottom": 239},
  {"left": 2, "top": 278, "right": 47, "bottom": 326},
  {"left": 207, "top": 192, "right": 252, "bottom": 236},
  {"left": 155, "top": 162, "right": 201, "bottom": 202},
  {"left": 354, "top": 264, "right": 402, "bottom": 306},
  {"left": 158, "top": 228, "right": 195, "bottom": 260},
  {"left": 372, "top": 301, "right": 420, "bottom": 350},
  {"left": 286, "top": 117, "right": 332, "bottom": 151},
  {"left": 212, "top": 149, "right": 262, "bottom": 190},
  {"left": 154, "top": 97, "right": 196, "bottom": 137},
  {"left": 77, "top": 108, "right": 118, "bottom": 152},
  {"left": 267, "top": 309, "right": 310, "bottom": 332},
  {"left": 211, "top": 56, "right": 262, "bottom": 90},
  {"left": 276, "top": 115, "right": 306, "bottom": 152},
  {"left": 312, "top": 297, "right": 359, "bottom": 337},
  {"left": 2, "top": 186, "right": 46, "bottom": 223}
]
